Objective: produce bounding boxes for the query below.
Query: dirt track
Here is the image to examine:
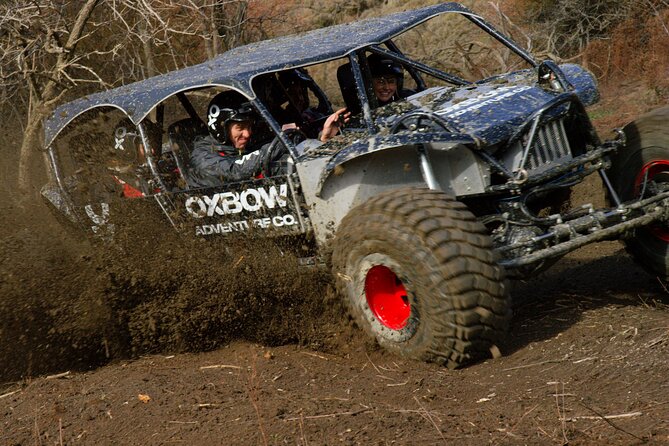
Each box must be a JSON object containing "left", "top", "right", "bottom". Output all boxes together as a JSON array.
[
  {"left": 1, "top": 114, "right": 669, "bottom": 444},
  {"left": 2, "top": 239, "right": 668, "bottom": 444}
]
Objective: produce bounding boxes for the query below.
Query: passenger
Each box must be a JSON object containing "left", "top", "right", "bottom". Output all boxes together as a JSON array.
[
  {"left": 276, "top": 69, "right": 329, "bottom": 138},
  {"left": 367, "top": 53, "right": 408, "bottom": 107},
  {"left": 319, "top": 107, "right": 351, "bottom": 143},
  {"left": 321, "top": 54, "right": 408, "bottom": 142},
  {"left": 277, "top": 69, "right": 311, "bottom": 125},
  {"left": 336, "top": 53, "right": 411, "bottom": 118},
  {"left": 187, "top": 91, "right": 286, "bottom": 188}
]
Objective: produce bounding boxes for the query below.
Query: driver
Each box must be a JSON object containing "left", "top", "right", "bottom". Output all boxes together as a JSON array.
[{"left": 187, "top": 90, "right": 285, "bottom": 188}]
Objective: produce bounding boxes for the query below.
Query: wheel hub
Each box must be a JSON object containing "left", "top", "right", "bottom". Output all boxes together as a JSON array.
[
  {"left": 364, "top": 265, "right": 410, "bottom": 330},
  {"left": 635, "top": 160, "right": 669, "bottom": 242}
]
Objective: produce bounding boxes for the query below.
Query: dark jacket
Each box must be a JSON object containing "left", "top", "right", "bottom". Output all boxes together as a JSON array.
[{"left": 187, "top": 134, "right": 280, "bottom": 189}]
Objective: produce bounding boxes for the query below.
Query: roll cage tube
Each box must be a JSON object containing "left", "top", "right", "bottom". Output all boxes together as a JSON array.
[
  {"left": 367, "top": 45, "right": 470, "bottom": 86},
  {"left": 176, "top": 92, "right": 202, "bottom": 122},
  {"left": 538, "top": 60, "right": 575, "bottom": 92},
  {"left": 357, "top": 49, "right": 380, "bottom": 111},
  {"left": 251, "top": 97, "right": 300, "bottom": 160},
  {"left": 349, "top": 51, "right": 376, "bottom": 133},
  {"left": 383, "top": 40, "right": 428, "bottom": 91},
  {"left": 138, "top": 121, "right": 169, "bottom": 193},
  {"left": 463, "top": 13, "right": 538, "bottom": 68}
]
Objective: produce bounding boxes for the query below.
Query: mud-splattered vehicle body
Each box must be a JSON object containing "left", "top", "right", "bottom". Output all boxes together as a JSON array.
[{"left": 43, "top": 2, "right": 669, "bottom": 368}]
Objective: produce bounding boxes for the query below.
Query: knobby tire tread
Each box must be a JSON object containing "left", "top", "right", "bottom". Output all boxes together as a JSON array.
[
  {"left": 332, "top": 187, "right": 510, "bottom": 368},
  {"left": 608, "top": 105, "right": 669, "bottom": 279}
]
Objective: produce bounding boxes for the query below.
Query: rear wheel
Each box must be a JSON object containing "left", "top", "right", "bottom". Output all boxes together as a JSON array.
[
  {"left": 332, "top": 187, "right": 510, "bottom": 369},
  {"left": 608, "top": 106, "right": 669, "bottom": 279}
]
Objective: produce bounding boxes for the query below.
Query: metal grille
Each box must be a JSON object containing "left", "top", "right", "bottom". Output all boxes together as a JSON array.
[{"left": 524, "top": 119, "right": 571, "bottom": 173}]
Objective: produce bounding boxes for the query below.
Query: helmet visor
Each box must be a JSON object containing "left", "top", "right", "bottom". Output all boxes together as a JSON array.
[{"left": 231, "top": 102, "right": 256, "bottom": 124}]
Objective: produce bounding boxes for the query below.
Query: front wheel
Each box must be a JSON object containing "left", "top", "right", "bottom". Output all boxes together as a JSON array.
[
  {"left": 332, "top": 188, "right": 510, "bottom": 369},
  {"left": 608, "top": 106, "right": 669, "bottom": 279}
]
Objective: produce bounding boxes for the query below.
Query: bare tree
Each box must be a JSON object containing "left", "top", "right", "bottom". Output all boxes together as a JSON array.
[
  {"left": 0, "top": 0, "right": 104, "bottom": 195},
  {"left": 101, "top": 1, "right": 289, "bottom": 76},
  {"left": 517, "top": 0, "right": 638, "bottom": 59},
  {"left": 0, "top": 0, "right": 290, "bottom": 199}
]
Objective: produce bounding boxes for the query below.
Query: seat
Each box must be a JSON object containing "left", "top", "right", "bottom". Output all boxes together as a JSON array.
[
  {"left": 336, "top": 63, "right": 362, "bottom": 116},
  {"left": 167, "top": 117, "right": 208, "bottom": 177}
]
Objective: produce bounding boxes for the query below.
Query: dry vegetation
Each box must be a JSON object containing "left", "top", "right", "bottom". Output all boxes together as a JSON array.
[{"left": 507, "top": 0, "right": 669, "bottom": 108}]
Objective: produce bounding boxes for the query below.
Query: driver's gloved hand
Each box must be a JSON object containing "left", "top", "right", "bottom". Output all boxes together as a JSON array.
[
  {"left": 268, "top": 154, "right": 290, "bottom": 176},
  {"left": 269, "top": 138, "right": 288, "bottom": 161},
  {"left": 259, "top": 138, "right": 288, "bottom": 177}
]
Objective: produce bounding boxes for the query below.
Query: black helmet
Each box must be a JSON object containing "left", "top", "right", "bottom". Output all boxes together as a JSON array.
[
  {"left": 277, "top": 68, "right": 311, "bottom": 89},
  {"left": 367, "top": 54, "right": 403, "bottom": 79},
  {"left": 206, "top": 91, "right": 256, "bottom": 144}
]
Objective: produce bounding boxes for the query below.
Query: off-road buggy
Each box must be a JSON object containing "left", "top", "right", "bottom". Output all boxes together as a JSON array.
[{"left": 42, "top": 2, "right": 669, "bottom": 368}]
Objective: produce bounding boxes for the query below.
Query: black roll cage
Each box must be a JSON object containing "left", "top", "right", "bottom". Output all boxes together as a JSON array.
[
  {"left": 341, "top": 6, "right": 540, "bottom": 135},
  {"left": 46, "top": 2, "right": 543, "bottom": 207}
]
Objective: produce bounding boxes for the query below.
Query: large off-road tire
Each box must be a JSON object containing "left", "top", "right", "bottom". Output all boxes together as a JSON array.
[
  {"left": 608, "top": 105, "right": 669, "bottom": 279},
  {"left": 332, "top": 187, "right": 510, "bottom": 369}
]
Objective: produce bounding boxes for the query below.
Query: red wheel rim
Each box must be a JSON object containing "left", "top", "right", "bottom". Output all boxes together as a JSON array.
[
  {"left": 364, "top": 265, "right": 410, "bottom": 330},
  {"left": 635, "top": 160, "right": 669, "bottom": 242}
]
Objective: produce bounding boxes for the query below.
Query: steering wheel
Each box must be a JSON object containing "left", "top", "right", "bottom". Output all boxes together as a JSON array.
[
  {"left": 390, "top": 111, "right": 452, "bottom": 134},
  {"left": 283, "top": 127, "right": 308, "bottom": 146},
  {"left": 262, "top": 136, "right": 291, "bottom": 177}
]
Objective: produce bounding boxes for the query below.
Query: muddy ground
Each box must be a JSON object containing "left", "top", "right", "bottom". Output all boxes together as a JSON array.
[{"left": 1, "top": 105, "right": 668, "bottom": 445}]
